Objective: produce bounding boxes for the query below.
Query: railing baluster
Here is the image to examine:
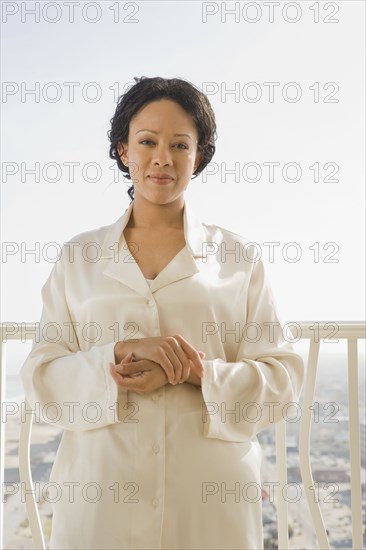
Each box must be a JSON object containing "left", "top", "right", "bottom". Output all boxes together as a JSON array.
[
  {"left": 347, "top": 338, "right": 363, "bottom": 549},
  {"left": 275, "top": 419, "right": 289, "bottom": 549},
  {"left": 18, "top": 400, "right": 46, "bottom": 550},
  {"left": 0, "top": 338, "right": 6, "bottom": 550},
  {"left": 299, "top": 338, "right": 330, "bottom": 549}
]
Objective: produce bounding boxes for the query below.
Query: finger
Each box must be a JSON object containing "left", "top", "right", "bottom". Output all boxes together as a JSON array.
[
  {"left": 170, "top": 343, "right": 191, "bottom": 383},
  {"left": 109, "top": 363, "right": 124, "bottom": 385},
  {"left": 174, "top": 336, "right": 204, "bottom": 377},
  {"left": 111, "top": 362, "right": 141, "bottom": 382},
  {"left": 116, "top": 373, "right": 147, "bottom": 394},
  {"left": 112, "top": 353, "right": 134, "bottom": 375},
  {"left": 116, "top": 360, "right": 150, "bottom": 376},
  {"left": 166, "top": 339, "right": 204, "bottom": 382},
  {"left": 166, "top": 337, "right": 198, "bottom": 384},
  {"left": 164, "top": 346, "right": 184, "bottom": 385},
  {"left": 120, "top": 352, "right": 134, "bottom": 365},
  {"left": 178, "top": 366, "right": 190, "bottom": 384},
  {"left": 155, "top": 348, "right": 176, "bottom": 385}
]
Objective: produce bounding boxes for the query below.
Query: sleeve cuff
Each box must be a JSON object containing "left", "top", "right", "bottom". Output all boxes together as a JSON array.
[
  {"left": 200, "top": 359, "right": 224, "bottom": 440},
  {"left": 103, "top": 341, "right": 129, "bottom": 425}
]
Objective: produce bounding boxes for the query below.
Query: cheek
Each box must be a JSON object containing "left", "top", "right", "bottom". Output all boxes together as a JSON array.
[
  {"left": 183, "top": 151, "right": 197, "bottom": 166},
  {"left": 128, "top": 149, "right": 141, "bottom": 162},
  {"left": 129, "top": 151, "right": 147, "bottom": 173}
]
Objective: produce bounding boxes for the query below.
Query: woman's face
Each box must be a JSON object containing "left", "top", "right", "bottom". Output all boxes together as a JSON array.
[{"left": 117, "top": 98, "right": 202, "bottom": 205}]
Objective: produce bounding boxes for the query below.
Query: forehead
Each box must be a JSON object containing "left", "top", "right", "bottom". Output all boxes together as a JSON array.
[{"left": 130, "top": 99, "right": 198, "bottom": 135}]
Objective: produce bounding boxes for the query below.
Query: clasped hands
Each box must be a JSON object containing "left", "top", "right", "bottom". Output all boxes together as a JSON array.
[{"left": 109, "top": 335, "right": 205, "bottom": 395}]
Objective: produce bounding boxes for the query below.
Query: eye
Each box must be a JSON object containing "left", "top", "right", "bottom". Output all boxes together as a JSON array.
[
  {"left": 173, "top": 143, "right": 189, "bottom": 150},
  {"left": 139, "top": 140, "right": 189, "bottom": 150}
]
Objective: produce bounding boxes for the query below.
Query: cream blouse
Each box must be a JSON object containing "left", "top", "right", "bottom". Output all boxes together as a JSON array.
[{"left": 21, "top": 199, "right": 304, "bottom": 550}]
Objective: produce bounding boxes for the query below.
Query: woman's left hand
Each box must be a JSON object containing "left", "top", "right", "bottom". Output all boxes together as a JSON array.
[{"left": 110, "top": 353, "right": 168, "bottom": 395}]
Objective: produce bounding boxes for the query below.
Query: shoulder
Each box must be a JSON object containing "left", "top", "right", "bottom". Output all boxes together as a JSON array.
[
  {"left": 202, "top": 221, "right": 255, "bottom": 247},
  {"left": 56, "top": 217, "right": 120, "bottom": 265},
  {"left": 201, "top": 221, "right": 265, "bottom": 271},
  {"left": 65, "top": 222, "right": 112, "bottom": 247}
]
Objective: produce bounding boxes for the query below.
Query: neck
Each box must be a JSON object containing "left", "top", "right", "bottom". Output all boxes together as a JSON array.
[{"left": 127, "top": 194, "right": 185, "bottom": 230}]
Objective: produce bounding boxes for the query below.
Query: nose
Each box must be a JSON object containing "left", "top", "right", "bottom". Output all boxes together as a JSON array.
[{"left": 152, "top": 143, "right": 174, "bottom": 166}]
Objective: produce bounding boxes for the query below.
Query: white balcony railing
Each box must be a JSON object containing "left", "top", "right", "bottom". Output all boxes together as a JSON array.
[{"left": 0, "top": 321, "right": 365, "bottom": 550}]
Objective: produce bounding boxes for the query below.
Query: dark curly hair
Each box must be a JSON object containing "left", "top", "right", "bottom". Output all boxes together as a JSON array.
[{"left": 108, "top": 76, "right": 217, "bottom": 202}]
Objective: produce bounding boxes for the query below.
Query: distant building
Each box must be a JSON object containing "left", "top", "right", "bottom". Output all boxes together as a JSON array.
[
  {"left": 287, "top": 436, "right": 298, "bottom": 453},
  {"left": 360, "top": 420, "right": 366, "bottom": 468},
  {"left": 287, "top": 466, "right": 302, "bottom": 483},
  {"left": 312, "top": 468, "right": 349, "bottom": 483}
]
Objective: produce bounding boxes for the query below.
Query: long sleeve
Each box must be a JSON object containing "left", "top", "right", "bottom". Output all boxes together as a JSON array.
[
  {"left": 200, "top": 256, "right": 304, "bottom": 442},
  {"left": 20, "top": 245, "right": 127, "bottom": 432}
]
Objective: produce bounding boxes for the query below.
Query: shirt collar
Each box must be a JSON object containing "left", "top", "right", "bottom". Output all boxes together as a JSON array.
[{"left": 100, "top": 199, "right": 207, "bottom": 258}]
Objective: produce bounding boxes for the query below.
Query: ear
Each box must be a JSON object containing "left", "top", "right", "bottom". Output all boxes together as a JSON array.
[{"left": 117, "top": 142, "right": 128, "bottom": 165}]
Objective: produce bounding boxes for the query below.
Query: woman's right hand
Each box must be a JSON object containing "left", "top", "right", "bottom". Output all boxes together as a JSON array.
[{"left": 114, "top": 335, "right": 205, "bottom": 385}]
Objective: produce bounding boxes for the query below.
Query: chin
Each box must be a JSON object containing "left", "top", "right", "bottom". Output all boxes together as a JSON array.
[{"left": 136, "top": 186, "right": 185, "bottom": 204}]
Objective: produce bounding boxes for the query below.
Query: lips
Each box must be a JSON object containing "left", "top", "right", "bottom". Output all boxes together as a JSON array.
[
  {"left": 149, "top": 173, "right": 174, "bottom": 180},
  {"left": 148, "top": 174, "right": 174, "bottom": 185}
]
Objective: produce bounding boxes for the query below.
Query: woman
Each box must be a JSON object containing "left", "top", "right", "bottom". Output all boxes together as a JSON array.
[{"left": 21, "top": 76, "right": 304, "bottom": 550}]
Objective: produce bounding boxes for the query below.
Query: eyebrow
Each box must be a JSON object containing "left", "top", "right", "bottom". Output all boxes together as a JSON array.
[{"left": 135, "top": 129, "right": 193, "bottom": 140}]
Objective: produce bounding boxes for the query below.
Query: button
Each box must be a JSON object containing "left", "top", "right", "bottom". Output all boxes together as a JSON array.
[
  {"left": 148, "top": 299, "right": 154, "bottom": 306},
  {"left": 152, "top": 443, "right": 160, "bottom": 454},
  {"left": 152, "top": 498, "right": 159, "bottom": 508},
  {"left": 152, "top": 394, "right": 159, "bottom": 402}
]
